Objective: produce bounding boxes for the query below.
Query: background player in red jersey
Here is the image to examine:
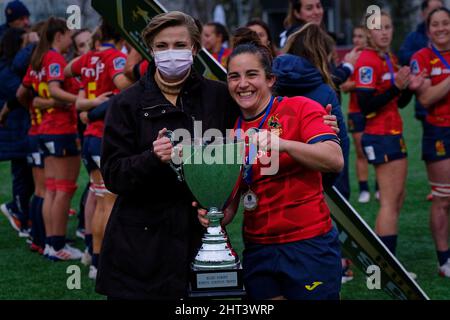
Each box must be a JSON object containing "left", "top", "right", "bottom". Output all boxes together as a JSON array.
[
  {"left": 70, "top": 28, "right": 93, "bottom": 244},
  {"left": 411, "top": 8, "right": 450, "bottom": 278},
  {"left": 17, "top": 17, "right": 82, "bottom": 261},
  {"left": 202, "top": 22, "right": 231, "bottom": 67},
  {"left": 341, "top": 26, "right": 379, "bottom": 204},
  {"left": 65, "top": 20, "right": 129, "bottom": 279},
  {"left": 355, "top": 12, "right": 424, "bottom": 269},
  {"left": 198, "top": 41, "right": 344, "bottom": 300}
]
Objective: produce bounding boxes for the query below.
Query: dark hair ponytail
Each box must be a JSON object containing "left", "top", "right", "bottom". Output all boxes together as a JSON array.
[
  {"left": 227, "top": 27, "right": 273, "bottom": 78},
  {"left": 228, "top": 27, "right": 273, "bottom": 78},
  {"left": 31, "top": 16, "right": 68, "bottom": 71}
]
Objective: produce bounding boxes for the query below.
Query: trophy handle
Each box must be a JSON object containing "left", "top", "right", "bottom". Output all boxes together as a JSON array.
[{"left": 164, "top": 130, "right": 184, "bottom": 182}]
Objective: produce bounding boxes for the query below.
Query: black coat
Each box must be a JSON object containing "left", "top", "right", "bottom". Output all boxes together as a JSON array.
[{"left": 95, "top": 64, "right": 240, "bottom": 300}]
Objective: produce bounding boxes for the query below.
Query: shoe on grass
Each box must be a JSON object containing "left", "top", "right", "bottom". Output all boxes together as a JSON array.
[
  {"left": 439, "top": 259, "right": 450, "bottom": 278},
  {"left": 358, "top": 191, "right": 370, "bottom": 203},
  {"left": 1, "top": 203, "right": 21, "bottom": 232},
  {"left": 49, "top": 244, "right": 83, "bottom": 261}
]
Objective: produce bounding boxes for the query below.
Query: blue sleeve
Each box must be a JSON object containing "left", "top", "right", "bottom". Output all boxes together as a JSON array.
[
  {"left": 398, "top": 33, "right": 419, "bottom": 66},
  {"left": 331, "top": 64, "right": 351, "bottom": 87},
  {"left": 12, "top": 43, "right": 35, "bottom": 77},
  {"left": 88, "top": 100, "right": 111, "bottom": 122}
]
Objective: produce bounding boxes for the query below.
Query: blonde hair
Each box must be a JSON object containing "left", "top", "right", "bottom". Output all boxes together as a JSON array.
[
  {"left": 364, "top": 11, "right": 392, "bottom": 57},
  {"left": 284, "top": 22, "right": 335, "bottom": 89},
  {"left": 141, "top": 11, "right": 201, "bottom": 52}
]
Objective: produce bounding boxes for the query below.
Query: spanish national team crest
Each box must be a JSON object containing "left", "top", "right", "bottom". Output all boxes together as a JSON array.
[
  {"left": 268, "top": 114, "right": 282, "bottom": 136},
  {"left": 49, "top": 63, "right": 61, "bottom": 77},
  {"left": 359, "top": 67, "right": 373, "bottom": 85},
  {"left": 436, "top": 140, "right": 446, "bottom": 156},
  {"left": 113, "top": 57, "right": 126, "bottom": 70}
]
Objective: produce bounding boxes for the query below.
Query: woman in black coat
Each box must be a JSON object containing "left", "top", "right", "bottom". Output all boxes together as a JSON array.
[{"left": 95, "top": 11, "right": 239, "bottom": 300}]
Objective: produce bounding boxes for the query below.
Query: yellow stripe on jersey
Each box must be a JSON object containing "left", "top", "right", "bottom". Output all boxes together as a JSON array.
[
  {"left": 306, "top": 133, "right": 337, "bottom": 144},
  {"left": 431, "top": 58, "right": 441, "bottom": 65}
]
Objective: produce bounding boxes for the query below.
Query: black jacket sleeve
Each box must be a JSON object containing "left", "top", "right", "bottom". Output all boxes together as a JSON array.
[
  {"left": 332, "top": 64, "right": 352, "bottom": 87},
  {"left": 101, "top": 94, "right": 164, "bottom": 195},
  {"left": 357, "top": 86, "right": 401, "bottom": 115},
  {"left": 87, "top": 100, "right": 110, "bottom": 122},
  {"left": 397, "top": 89, "right": 414, "bottom": 109}
]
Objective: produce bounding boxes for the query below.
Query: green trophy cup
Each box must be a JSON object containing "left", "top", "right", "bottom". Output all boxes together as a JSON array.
[{"left": 169, "top": 135, "right": 245, "bottom": 297}]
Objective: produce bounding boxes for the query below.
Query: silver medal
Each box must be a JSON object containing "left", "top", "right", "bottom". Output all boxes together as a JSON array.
[{"left": 243, "top": 189, "right": 258, "bottom": 211}]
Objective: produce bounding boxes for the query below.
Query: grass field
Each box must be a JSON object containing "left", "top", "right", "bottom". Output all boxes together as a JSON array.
[{"left": 0, "top": 94, "right": 449, "bottom": 300}]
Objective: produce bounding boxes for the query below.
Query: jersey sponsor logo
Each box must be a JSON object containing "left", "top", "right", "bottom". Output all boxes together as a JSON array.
[
  {"left": 359, "top": 67, "right": 374, "bottom": 85},
  {"left": 49, "top": 63, "right": 61, "bottom": 77},
  {"left": 30, "top": 68, "right": 46, "bottom": 82},
  {"left": 113, "top": 57, "right": 126, "bottom": 71},
  {"left": 90, "top": 56, "right": 100, "bottom": 65},
  {"left": 81, "top": 62, "right": 105, "bottom": 81},
  {"left": 410, "top": 60, "right": 420, "bottom": 75},
  {"left": 431, "top": 67, "right": 442, "bottom": 76}
]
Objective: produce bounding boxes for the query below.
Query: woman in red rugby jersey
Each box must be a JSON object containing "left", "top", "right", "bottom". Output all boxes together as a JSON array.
[
  {"left": 340, "top": 26, "right": 379, "bottom": 204},
  {"left": 198, "top": 40, "right": 344, "bottom": 300},
  {"left": 17, "top": 17, "right": 82, "bottom": 261},
  {"left": 411, "top": 7, "right": 450, "bottom": 277},
  {"left": 355, "top": 12, "right": 423, "bottom": 264}
]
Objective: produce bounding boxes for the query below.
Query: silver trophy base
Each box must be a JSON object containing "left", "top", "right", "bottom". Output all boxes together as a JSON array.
[{"left": 189, "top": 207, "right": 244, "bottom": 296}]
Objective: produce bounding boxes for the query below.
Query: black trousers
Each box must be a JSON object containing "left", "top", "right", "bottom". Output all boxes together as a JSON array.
[{"left": 7, "top": 158, "right": 34, "bottom": 227}]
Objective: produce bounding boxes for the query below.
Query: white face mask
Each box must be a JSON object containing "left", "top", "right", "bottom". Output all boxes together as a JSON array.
[{"left": 153, "top": 49, "right": 194, "bottom": 79}]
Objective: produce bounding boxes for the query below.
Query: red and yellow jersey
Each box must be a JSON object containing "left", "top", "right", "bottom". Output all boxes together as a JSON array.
[
  {"left": 212, "top": 47, "right": 232, "bottom": 68},
  {"left": 138, "top": 59, "right": 149, "bottom": 78},
  {"left": 27, "top": 104, "right": 42, "bottom": 136},
  {"left": 71, "top": 47, "right": 126, "bottom": 138},
  {"left": 234, "top": 96, "right": 337, "bottom": 244},
  {"left": 348, "top": 73, "right": 361, "bottom": 113},
  {"left": 411, "top": 47, "right": 450, "bottom": 127},
  {"left": 355, "top": 48, "right": 403, "bottom": 135},
  {"left": 22, "top": 50, "right": 77, "bottom": 135}
]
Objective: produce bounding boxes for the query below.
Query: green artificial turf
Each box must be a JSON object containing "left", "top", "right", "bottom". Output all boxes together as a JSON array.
[{"left": 0, "top": 94, "right": 449, "bottom": 300}]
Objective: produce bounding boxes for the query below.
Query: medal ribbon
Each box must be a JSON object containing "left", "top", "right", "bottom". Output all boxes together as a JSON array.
[
  {"left": 217, "top": 47, "right": 225, "bottom": 65},
  {"left": 237, "top": 96, "right": 275, "bottom": 186},
  {"left": 431, "top": 45, "right": 450, "bottom": 70},
  {"left": 102, "top": 43, "right": 116, "bottom": 49},
  {"left": 384, "top": 53, "right": 396, "bottom": 86}
]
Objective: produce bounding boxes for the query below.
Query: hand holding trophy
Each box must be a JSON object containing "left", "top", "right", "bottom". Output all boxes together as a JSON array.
[{"left": 165, "top": 131, "right": 245, "bottom": 297}]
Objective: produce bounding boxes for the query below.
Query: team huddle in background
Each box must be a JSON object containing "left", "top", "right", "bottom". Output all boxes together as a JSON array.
[{"left": 0, "top": 0, "right": 449, "bottom": 299}]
